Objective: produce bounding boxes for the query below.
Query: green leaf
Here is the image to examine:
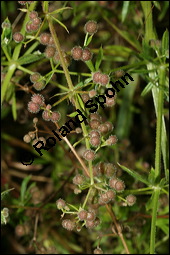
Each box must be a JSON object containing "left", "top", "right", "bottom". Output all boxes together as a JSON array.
[
  {"left": 153, "top": 1, "right": 161, "bottom": 10},
  {"left": 156, "top": 218, "right": 169, "bottom": 235},
  {"left": 145, "top": 193, "right": 154, "bottom": 211},
  {"left": 148, "top": 167, "right": 156, "bottom": 184},
  {"left": 141, "top": 82, "right": 153, "bottom": 96},
  {"left": 67, "top": 111, "right": 79, "bottom": 117},
  {"left": 85, "top": 34, "right": 93, "bottom": 47},
  {"left": 77, "top": 94, "right": 85, "bottom": 111},
  {"left": 49, "top": 7, "right": 72, "bottom": 15},
  {"left": 161, "top": 29, "right": 169, "bottom": 57},
  {"left": 51, "top": 15, "right": 69, "bottom": 33},
  {"left": 84, "top": 60, "right": 95, "bottom": 72},
  {"left": 18, "top": 53, "right": 44, "bottom": 65},
  {"left": 1, "top": 188, "right": 14, "bottom": 200},
  {"left": 20, "top": 175, "right": 32, "bottom": 204},
  {"left": 1, "top": 17, "right": 12, "bottom": 46},
  {"left": 95, "top": 46, "right": 103, "bottom": 70},
  {"left": 12, "top": 91, "right": 17, "bottom": 121},
  {"left": 1, "top": 211, "right": 7, "bottom": 225},
  {"left": 121, "top": 1, "right": 130, "bottom": 22},
  {"left": 117, "top": 163, "right": 150, "bottom": 186}
]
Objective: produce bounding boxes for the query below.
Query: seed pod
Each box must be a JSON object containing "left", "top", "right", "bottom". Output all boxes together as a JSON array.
[
  {"left": 90, "top": 136, "right": 101, "bottom": 147},
  {"left": 99, "top": 74, "right": 110, "bottom": 86},
  {"left": 28, "top": 131, "right": 35, "bottom": 140},
  {"left": 84, "top": 20, "right": 98, "bottom": 35},
  {"left": 85, "top": 220, "right": 96, "bottom": 229},
  {"left": 126, "top": 194, "right": 136, "bottom": 206},
  {"left": 106, "top": 190, "right": 115, "bottom": 201},
  {"left": 98, "top": 123, "right": 109, "bottom": 134},
  {"left": 31, "top": 94, "right": 45, "bottom": 106},
  {"left": 27, "top": 101, "right": 40, "bottom": 113},
  {"left": 105, "top": 96, "right": 116, "bottom": 107},
  {"left": 109, "top": 177, "right": 118, "bottom": 189},
  {"left": 73, "top": 174, "right": 85, "bottom": 185},
  {"left": 89, "top": 89, "right": 97, "bottom": 98},
  {"left": 50, "top": 111, "right": 61, "bottom": 122},
  {"left": 13, "top": 32, "right": 24, "bottom": 43},
  {"left": 81, "top": 93, "right": 90, "bottom": 103},
  {"left": 32, "top": 17, "right": 42, "bottom": 26},
  {"left": 44, "top": 46, "right": 56, "bottom": 58},
  {"left": 33, "top": 80, "right": 46, "bottom": 91},
  {"left": 71, "top": 46, "right": 83, "bottom": 60},
  {"left": 115, "top": 179, "right": 125, "bottom": 192},
  {"left": 42, "top": 110, "right": 51, "bottom": 121},
  {"left": 39, "top": 33, "right": 51, "bottom": 45},
  {"left": 83, "top": 149, "right": 96, "bottom": 161},
  {"left": 2, "top": 207, "right": 9, "bottom": 218},
  {"left": 23, "top": 134, "right": 31, "bottom": 143},
  {"left": 92, "top": 71, "right": 102, "bottom": 84},
  {"left": 93, "top": 248, "right": 103, "bottom": 254},
  {"left": 105, "top": 163, "right": 117, "bottom": 177},
  {"left": 56, "top": 198, "right": 66, "bottom": 210},
  {"left": 89, "top": 130, "right": 101, "bottom": 138},
  {"left": 15, "top": 224, "right": 26, "bottom": 237},
  {"left": 48, "top": 36, "right": 54, "bottom": 45},
  {"left": 89, "top": 112, "right": 102, "bottom": 121},
  {"left": 106, "top": 135, "right": 118, "bottom": 145},
  {"left": 18, "top": 1, "right": 27, "bottom": 5},
  {"left": 114, "top": 70, "right": 125, "bottom": 78},
  {"left": 78, "top": 210, "right": 88, "bottom": 221},
  {"left": 89, "top": 119, "right": 101, "bottom": 129},
  {"left": 30, "top": 72, "right": 41, "bottom": 83},
  {"left": 81, "top": 48, "right": 93, "bottom": 62},
  {"left": 75, "top": 127, "right": 82, "bottom": 133},
  {"left": 29, "top": 11, "right": 38, "bottom": 19},
  {"left": 87, "top": 210, "right": 96, "bottom": 221},
  {"left": 93, "top": 162, "right": 105, "bottom": 176},
  {"left": 33, "top": 117, "right": 38, "bottom": 124},
  {"left": 105, "top": 121, "right": 113, "bottom": 132},
  {"left": 62, "top": 219, "right": 75, "bottom": 231}
]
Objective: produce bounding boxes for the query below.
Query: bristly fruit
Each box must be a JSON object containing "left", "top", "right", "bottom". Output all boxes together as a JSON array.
[
  {"left": 71, "top": 46, "right": 83, "bottom": 60},
  {"left": 13, "top": 32, "right": 24, "bottom": 43},
  {"left": 27, "top": 101, "right": 40, "bottom": 113},
  {"left": 31, "top": 94, "right": 45, "bottom": 106},
  {"left": 84, "top": 20, "right": 98, "bottom": 35},
  {"left": 83, "top": 149, "right": 96, "bottom": 161}
]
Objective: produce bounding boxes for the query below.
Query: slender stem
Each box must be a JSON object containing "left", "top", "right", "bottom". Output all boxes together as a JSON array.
[
  {"left": 47, "top": 17, "right": 94, "bottom": 183},
  {"left": 62, "top": 136, "right": 90, "bottom": 177},
  {"left": 48, "top": 17, "right": 74, "bottom": 91},
  {"left": 105, "top": 204, "right": 130, "bottom": 254},
  {"left": 150, "top": 188, "right": 160, "bottom": 254},
  {"left": 155, "top": 66, "right": 165, "bottom": 178}
]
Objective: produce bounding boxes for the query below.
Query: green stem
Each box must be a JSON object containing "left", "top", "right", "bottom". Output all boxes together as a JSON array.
[
  {"left": 155, "top": 66, "right": 165, "bottom": 178},
  {"left": 150, "top": 188, "right": 160, "bottom": 254},
  {"left": 47, "top": 16, "right": 94, "bottom": 184}
]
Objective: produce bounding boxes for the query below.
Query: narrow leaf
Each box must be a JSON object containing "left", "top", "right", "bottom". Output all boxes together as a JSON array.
[
  {"left": 121, "top": 1, "right": 130, "bottom": 22},
  {"left": 20, "top": 175, "right": 32, "bottom": 204},
  {"left": 51, "top": 15, "right": 69, "bottom": 33},
  {"left": 95, "top": 46, "right": 103, "bottom": 70},
  {"left": 1, "top": 188, "right": 14, "bottom": 200},
  {"left": 117, "top": 163, "right": 150, "bottom": 185},
  {"left": 18, "top": 53, "right": 44, "bottom": 65}
]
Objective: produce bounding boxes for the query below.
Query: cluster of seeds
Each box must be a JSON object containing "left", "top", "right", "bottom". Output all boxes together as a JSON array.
[
  {"left": 98, "top": 190, "right": 115, "bottom": 205},
  {"left": 27, "top": 93, "right": 45, "bottom": 113},
  {"left": 92, "top": 71, "right": 110, "bottom": 86},
  {"left": 30, "top": 72, "right": 46, "bottom": 91},
  {"left": 26, "top": 10, "right": 42, "bottom": 33},
  {"left": 83, "top": 149, "right": 96, "bottom": 161},
  {"left": 77, "top": 209, "right": 100, "bottom": 229},
  {"left": 18, "top": 1, "right": 34, "bottom": 4},
  {"left": 88, "top": 112, "right": 117, "bottom": 147},
  {"left": 13, "top": 32, "right": 24, "bottom": 43},
  {"left": 84, "top": 20, "right": 98, "bottom": 35},
  {"left": 71, "top": 46, "right": 93, "bottom": 62}
]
